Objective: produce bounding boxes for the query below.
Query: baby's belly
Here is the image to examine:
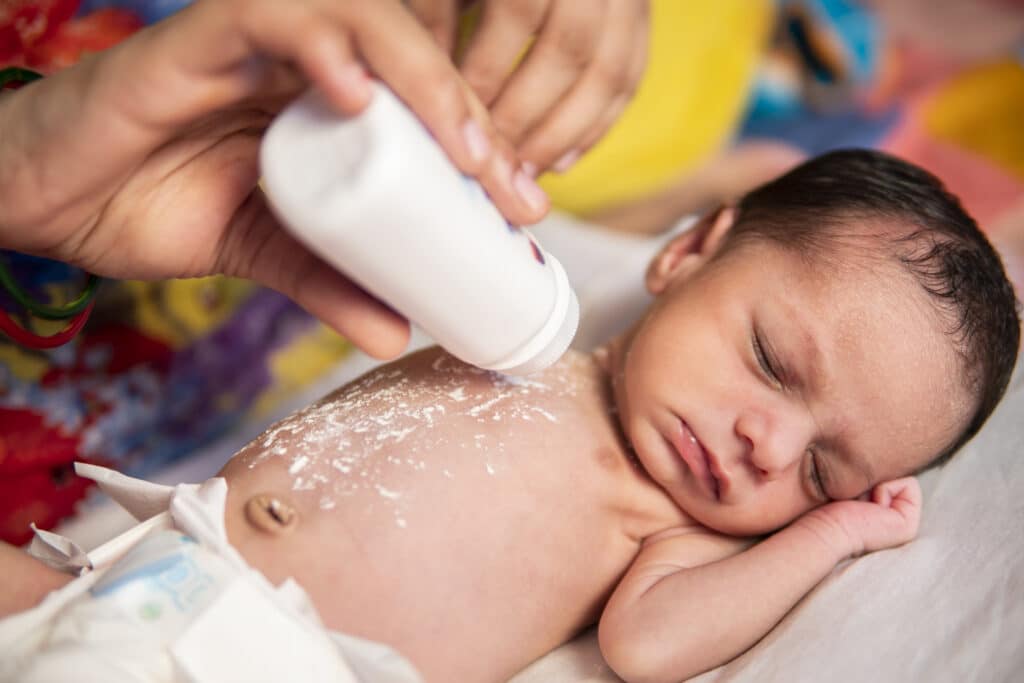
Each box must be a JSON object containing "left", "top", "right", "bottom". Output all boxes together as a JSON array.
[
  {"left": 219, "top": 350, "right": 668, "bottom": 681},
  {"left": 226, "top": 439, "right": 640, "bottom": 682}
]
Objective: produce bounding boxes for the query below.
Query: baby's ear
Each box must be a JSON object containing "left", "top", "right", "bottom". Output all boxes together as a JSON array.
[{"left": 645, "top": 206, "right": 737, "bottom": 294}]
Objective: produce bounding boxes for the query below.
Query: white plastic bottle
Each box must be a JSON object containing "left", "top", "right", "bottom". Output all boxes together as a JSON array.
[{"left": 259, "top": 84, "right": 579, "bottom": 375}]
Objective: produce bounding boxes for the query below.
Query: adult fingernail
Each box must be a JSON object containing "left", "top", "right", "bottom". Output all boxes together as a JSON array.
[
  {"left": 461, "top": 120, "right": 490, "bottom": 164},
  {"left": 514, "top": 167, "right": 548, "bottom": 213},
  {"left": 521, "top": 161, "right": 538, "bottom": 178},
  {"left": 552, "top": 148, "right": 581, "bottom": 174}
]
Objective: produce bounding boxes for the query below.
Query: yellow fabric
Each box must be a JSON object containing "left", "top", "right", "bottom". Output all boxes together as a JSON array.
[
  {"left": 120, "top": 278, "right": 256, "bottom": 348},
  {"left": 255, "top": 326, "right": 353, "bottom": 416},
  {"left": 922, "top": 61, "right": 1024, "bottom": 181},
  {"left": 539, "top": 0, "right": 774, "bottom": 215}
]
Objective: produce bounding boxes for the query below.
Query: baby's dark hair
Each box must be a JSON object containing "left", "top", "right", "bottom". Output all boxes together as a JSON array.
[{"left": 724, "top": 148, "right": 1020, "bottom": 466}]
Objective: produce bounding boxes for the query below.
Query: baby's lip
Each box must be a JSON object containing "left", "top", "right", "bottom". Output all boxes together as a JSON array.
[
  {"left": 705, "top": 442, "right": 731, "bottom": 501},
  {"left": 672, "top": 419, "right": 721, "bottom": 500}
]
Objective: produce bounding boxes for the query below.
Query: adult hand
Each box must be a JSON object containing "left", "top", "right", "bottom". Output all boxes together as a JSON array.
[
  {"left": 0, "top": 0, "right": 550, "bottom": 359},
  {"left": 408, "top": 0, "right": 650, "bottom": 175}
]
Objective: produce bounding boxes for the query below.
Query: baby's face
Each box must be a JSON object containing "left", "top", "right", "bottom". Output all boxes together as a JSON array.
[{"left": 606, "top": 238, "right": 972, "bottom": 536}]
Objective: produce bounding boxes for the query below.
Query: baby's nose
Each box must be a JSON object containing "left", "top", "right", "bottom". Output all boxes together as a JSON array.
[{"left": 737, "top": 411, "right": 809, "bottom": 480}]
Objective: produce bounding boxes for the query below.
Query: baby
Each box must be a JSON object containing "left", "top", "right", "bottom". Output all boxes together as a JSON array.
[{"left": 3, "top": 150, "right": 1020, "bottom": 683}]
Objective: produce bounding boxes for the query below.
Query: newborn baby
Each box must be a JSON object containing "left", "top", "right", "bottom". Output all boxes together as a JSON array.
[
  {"left": 220, "top": 150, "right": 1020, "bottom": 681},
  {"left": 3, "top": 150, "right": 1020, "bottom": 683}
]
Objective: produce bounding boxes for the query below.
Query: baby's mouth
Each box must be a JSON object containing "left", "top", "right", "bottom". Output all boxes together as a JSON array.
[{"left": 672, "top": 419, "right": 720, "bottom": 501}]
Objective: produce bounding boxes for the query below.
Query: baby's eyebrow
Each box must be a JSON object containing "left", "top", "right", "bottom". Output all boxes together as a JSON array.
[
  {"left": 793, "top": 323, "right": 827, "bottom": 396},
  {"left": 772, "top": 307, "right": 827, "bottom": 398}
]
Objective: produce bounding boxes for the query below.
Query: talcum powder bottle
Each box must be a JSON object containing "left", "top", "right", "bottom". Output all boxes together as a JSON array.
[{"left": 260, "top": 84, "right": 578, "bottom": 375}]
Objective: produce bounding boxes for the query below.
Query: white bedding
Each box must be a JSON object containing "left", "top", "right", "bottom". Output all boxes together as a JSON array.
[{"left": 58, "top": 212, "right": 1024, "bottom": 682}]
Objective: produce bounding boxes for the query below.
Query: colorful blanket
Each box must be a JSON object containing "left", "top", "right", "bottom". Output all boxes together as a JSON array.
[{"left": 740, "top": 0, "right": 1024, "bottom": 286}]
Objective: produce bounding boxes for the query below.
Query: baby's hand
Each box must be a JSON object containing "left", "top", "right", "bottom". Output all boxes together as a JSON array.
[{"left": 795, "top": 477, "right": 922, "bottom": 559}]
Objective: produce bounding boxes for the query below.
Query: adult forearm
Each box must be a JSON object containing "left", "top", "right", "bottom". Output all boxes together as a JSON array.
[{"left": 601, "top": 524, "right": 851, "bottom": 683}]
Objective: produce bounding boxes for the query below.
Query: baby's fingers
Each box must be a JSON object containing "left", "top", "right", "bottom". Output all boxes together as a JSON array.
[
  {"left": 871, "top": 476, "right": 922, "bottom": 514},
  {"left": 863, "top": 477, "right": 922, "bottom": 551}
]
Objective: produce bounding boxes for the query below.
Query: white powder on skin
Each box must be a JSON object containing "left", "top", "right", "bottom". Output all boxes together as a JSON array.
[
  {"left": 247, "top": 351, "right": 587, "bottom": 527},
  {"left": 289, "top": 455, "right": 309, "bottom": 475}
]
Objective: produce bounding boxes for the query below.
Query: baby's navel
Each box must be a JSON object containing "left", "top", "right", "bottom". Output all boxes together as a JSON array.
[{"left": 244, "top": 493, "right": 299, "bottom": 535}]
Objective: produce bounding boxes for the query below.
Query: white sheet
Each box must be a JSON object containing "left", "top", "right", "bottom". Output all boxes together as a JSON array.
[{"left": 57, "top": 212, "right": 1024, "bottom": 682}]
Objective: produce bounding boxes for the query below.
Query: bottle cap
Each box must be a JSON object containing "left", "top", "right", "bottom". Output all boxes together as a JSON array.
[{"left": 483, "top": 254, "right": 579, "bottom": 375}]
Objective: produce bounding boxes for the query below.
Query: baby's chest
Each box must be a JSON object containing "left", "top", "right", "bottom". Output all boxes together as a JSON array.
[{"left": 300, "top": 413, "right": 631, "bottom": 542}]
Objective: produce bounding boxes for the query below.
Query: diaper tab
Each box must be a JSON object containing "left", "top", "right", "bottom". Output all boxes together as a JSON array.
[
  {"left": 75, "top": 462, "right": 178, "bottom": 521},
  {"left": 28, "top": 525, "right": 91, "bottom": 575},
  {"left": 12, "top": 464, "right": 424, "bottom": 683}
]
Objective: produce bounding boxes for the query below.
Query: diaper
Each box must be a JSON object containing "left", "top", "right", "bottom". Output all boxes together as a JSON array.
[{"left": 0, "top": 464, "right": 421, "bottom": 683}]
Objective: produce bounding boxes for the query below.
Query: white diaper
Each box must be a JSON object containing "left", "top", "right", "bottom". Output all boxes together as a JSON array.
[{"left": 0, "top": 464, "right": 421, "bottom": 683}]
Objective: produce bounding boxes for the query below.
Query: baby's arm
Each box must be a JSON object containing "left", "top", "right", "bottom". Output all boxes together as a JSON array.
[
  {"left": 599, "top": 477, "right": 921, "bottom": 683},
  {"left": 0, "top": 541, "right": 71, "bottom": 619}
]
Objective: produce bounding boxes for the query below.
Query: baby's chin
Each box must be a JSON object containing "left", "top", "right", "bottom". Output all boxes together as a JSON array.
[{"left": 695, "top": 505, "right": 806, "bottom": 539}]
